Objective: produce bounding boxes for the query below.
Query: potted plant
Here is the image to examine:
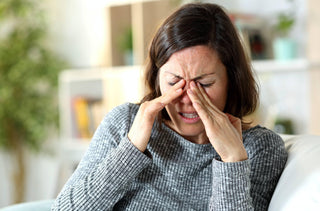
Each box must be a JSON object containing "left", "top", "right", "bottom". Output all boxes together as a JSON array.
[
  {"left": 117, "top": 27, "right": 134, "bottom": 65},
  {"left": 273, "top": 2, "right": 297, "bottom": 60},
  {"left": 0, "top": 0, "right": 66, "bottom": 203}
]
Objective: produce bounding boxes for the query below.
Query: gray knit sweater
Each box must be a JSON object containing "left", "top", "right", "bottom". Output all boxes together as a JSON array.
[{"left": 52, "top": 103, "right": 287, "bottom": 210}]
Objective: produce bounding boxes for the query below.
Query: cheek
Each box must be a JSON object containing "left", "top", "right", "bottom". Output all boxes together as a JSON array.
[
  {"left": 159, "top": 83, "right": 167, "bottom": 96},
  {"left": 206, "top": 87, "right": 227, "bottom": 110}
]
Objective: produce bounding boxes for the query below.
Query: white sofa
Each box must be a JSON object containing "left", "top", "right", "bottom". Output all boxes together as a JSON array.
[
  {"left": 2, "top": 135, "right": 320, "bottom": 210},
  {"left": 268, "top": 134, "right": 320, "bottom": 210}
]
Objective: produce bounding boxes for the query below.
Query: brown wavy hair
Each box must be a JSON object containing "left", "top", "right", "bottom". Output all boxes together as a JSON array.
[{"left": 141, "top": 3, "right": 258, "bottom": 126}]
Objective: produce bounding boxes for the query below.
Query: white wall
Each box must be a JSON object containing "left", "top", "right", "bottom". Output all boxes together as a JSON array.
[
  {"left": 45, "top": 0, "right": 109, "bottom": 68},
  {"left": 258, "top": 69, "right": 310, "bottom": 134},
  {"left": 0, "top": 149, "right": 60, "bottom": 208}
]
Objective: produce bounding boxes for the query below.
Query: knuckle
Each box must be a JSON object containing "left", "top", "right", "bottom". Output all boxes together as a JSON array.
[{"left": 204, "top": 113, "right": 212, "bottom": 121}]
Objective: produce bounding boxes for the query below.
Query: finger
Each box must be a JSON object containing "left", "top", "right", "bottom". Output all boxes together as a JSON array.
[
  {"left": 188, "top": 81, "right": 220, "bottom": 117},
  {"left": 156, "top": 79, "right": 185, "bottom": 105},
  {"left": 188, "top": 81, "right": 207, "bottom": 106},
  {"left": 195, "top": 82, "right": 224, "bottom": 115},
  {"left": 142, "top": 80, "right": 185, "bottom": 118},
  {"left": 138, "top": 79, "right": 185, "bottom": 121},
  {"left": 187, "top": 85, "right": 213, "bottom": 121},
  {"left": 188, "top": 82, "right": 230, "bottom": 128}
]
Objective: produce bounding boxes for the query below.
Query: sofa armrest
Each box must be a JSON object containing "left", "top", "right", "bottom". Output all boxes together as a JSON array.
[{"left": 268, "top": 135, "right": 320, "bottom": 210}]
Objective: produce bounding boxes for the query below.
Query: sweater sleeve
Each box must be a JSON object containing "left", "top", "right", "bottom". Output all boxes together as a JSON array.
[
  {"left": 209, "top": 128, "right": 287, "bottom": 211},
  {"left": 51, "top": 103, "right": 152, "bottom": 210}
]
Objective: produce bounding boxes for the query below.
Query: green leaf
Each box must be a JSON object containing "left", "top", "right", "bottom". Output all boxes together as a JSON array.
[{"left": 0, "top": 0, "right": 68, "bottom": 152}]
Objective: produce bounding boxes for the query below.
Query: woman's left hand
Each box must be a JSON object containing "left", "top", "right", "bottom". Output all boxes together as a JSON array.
[{"left": 187, "top": 81, "right": 248, "bottom": 162}]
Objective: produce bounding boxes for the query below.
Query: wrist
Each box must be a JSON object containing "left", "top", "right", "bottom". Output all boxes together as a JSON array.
[
  {"left": 221, "top": 151, "right": 248, "bottom": 162},
  {"left": 127, "top": 134, "right": 148, "bottom": 152}
]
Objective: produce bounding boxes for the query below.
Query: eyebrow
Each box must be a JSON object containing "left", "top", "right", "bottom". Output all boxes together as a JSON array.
[{"left": 165, "top": 71, "right": 215, "bottom": 81}]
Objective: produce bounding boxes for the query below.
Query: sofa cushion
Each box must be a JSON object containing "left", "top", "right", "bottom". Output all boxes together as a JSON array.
[{"left": 268, "top": 135, "right": 320, "bottom": 210}]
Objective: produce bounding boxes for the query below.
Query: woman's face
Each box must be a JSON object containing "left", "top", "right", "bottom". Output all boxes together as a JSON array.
[{"left": 159, "top": 45, "right": 228, "bottom": 144}]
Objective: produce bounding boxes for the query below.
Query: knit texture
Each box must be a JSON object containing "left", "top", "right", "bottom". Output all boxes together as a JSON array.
[{"left": 52, "top": 103, "right": 287, "bottom": 210}]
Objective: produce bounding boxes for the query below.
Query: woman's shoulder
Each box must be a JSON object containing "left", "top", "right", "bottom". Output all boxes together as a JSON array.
[
  {"left": 99, "top": 103, "right": 139, "bottom": 131},
  {"left": 90, "top": 103, "right": 139, "bottom": 145},
  {"left": 243, "top": 125, "right": 281, "bottom": 139},
  {"left": 106, "top": 102, "right": 139, "bottom": 119},
  {"left": 243, "top": 125, "right": 286, "bottom": 152}
]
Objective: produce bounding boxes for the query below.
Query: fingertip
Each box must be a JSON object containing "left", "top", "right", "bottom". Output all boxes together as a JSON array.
[
  {"left": 177, "top": 79, "right": 186, "bottom": 87},
  {"left": 190, "top": 81, "right": 196, "bottom": 89}
]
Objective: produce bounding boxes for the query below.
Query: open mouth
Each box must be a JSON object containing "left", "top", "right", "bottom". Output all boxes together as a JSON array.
[
  {"left": 180, "top": 112, "right": 199, "bottom": 119},
  {"left": 178, "top": 112, "right": 200, "bottom": 123}
]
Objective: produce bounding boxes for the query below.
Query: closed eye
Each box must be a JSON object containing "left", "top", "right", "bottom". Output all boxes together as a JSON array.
[
  {"left": 199, "top": 82, "right": 214, "bottom": 88},
  {"left": 168, "top": 81, "right": 180, "bottom": 86},
  {"left": 169, "top": 82, "right": 214, "bottom": 87}
]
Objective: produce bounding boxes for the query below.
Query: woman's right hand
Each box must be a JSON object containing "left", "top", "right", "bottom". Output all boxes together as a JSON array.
[{"left": 128, "top": 79, "right": 185, "bottom": 152}]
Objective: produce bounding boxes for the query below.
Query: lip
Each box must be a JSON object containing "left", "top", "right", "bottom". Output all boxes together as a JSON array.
[{"left": 179, "top": 112, "right": 200, "bottom": 124}]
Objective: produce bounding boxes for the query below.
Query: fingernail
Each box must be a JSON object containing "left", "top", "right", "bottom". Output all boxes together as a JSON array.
[
  {"left": 176, "top": 88, "right": 182, "bottom": 93},
  {"left": 190, "top": 81, "right": 196, "bottom": 88},
  {"left": 187, "top": 89, "right": 193, "bottom": 95}
]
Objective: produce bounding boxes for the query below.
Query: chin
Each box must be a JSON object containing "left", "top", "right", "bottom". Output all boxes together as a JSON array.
[{"left": 173, "top": 122, "right": 206, "bottom": 142}]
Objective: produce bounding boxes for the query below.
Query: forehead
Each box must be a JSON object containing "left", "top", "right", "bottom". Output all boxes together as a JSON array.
[{"left": 159, "top": 45, "right": 224, "bottom": 78}]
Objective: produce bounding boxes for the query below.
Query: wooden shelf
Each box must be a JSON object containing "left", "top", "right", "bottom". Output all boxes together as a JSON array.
[
  {"left": 105, "top": 0, "right": 178, "bottom": 67},
  {"left": 59, "top": 66, "right": 144, "bottom": 141},
  {"left": 252, "top": 58, "right": 309, "bottom": 73}
]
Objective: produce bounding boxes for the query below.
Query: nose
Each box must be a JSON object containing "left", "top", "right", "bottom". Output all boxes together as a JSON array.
[{"left": 179, "top": 81, "right": 192, "bottom": 104}]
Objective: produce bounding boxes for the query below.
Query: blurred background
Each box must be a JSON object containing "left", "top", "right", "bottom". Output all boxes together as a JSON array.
[{"left": 1, "top": 0, "right": 319, "bottom": 207}]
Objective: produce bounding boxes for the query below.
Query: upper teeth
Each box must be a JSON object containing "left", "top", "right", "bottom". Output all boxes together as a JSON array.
[{"left": 181, "top": 113, "right": 198, "bottom": 118}]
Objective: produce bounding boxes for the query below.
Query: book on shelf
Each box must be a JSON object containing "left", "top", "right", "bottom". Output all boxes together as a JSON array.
[{"left": 72, "top": 97, "right": 105, "bottom": 140}]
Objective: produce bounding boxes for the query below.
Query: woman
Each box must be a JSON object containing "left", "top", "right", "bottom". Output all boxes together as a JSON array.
[{"left": 52, "top": 3, "right": 287, "bottom": 210}]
